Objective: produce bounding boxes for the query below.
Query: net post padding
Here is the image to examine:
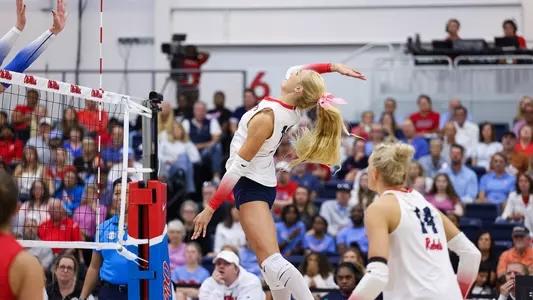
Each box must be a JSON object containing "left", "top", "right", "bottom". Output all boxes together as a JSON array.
[
  {"left": 0, "top": 69, "right": 151, "bottom": 251},
  {"left": 127, "top": 180, "right": 172, "bottom": 300}
]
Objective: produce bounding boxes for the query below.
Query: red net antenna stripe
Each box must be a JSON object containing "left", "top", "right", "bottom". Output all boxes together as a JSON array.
[{"left": 96, "top": 0, "right": 104, "bottom": 244}]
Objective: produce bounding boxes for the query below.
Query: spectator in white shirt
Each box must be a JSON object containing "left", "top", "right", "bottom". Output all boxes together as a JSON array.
[
  {"left": 501, "top": 173, "right": 533, "bottom": 225},
  {"left": 320, "top": 182, "right": 354, "bottom": 236},
  {"left": 158, "top": 121, "right": 200, "bottom": 193},
  {"left": 299, "top": 252, "right": 337, "bottom": 298},
  {"left": 454, "top": 105, "right": 479, "bottom": 159},
  {"left": 199, "top": 250, "right": 265, "bottom": 300},
  {"left": 213, "top": 206, "right": 246, "bottom": 254},
  {"left": 439, "top": 98, "right": 462, "bottom": 129},
  {"left": 473, "top": 122, "right": 503, "bottom": 171}
]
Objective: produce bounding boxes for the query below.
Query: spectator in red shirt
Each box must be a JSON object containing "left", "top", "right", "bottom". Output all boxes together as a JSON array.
[
  {"left": 77, "top": 100, "right": 109, "bottom": 134},
  {"left": 409, "top": 94, "right": 440, "bottom": 135},
  {"left": 515, "top": 125, "right": 533, "bottom": 157},
  {"left": 0, "top": 126, "right": 23, "bottom": 166},
  {"left": 503, "top": 19, "right": 527, "bottom": 49},
  {"left": 38, "top": 198, "right": 82, "bottom": 254},
  {"left": 177, "top": 45, "right": 209, "bottom": 107},
  {"left": 11, "top": 88, "right": 39, "bottom": 141},
  {"left": 445, "top": 18, "right": 461, "bottom": 42},
  {"left": 273, "top": 161, "right": 299, "bottom": 216}
]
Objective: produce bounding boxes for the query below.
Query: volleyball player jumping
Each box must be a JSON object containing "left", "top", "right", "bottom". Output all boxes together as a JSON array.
[
  {"left": 349, "top": 143, "right": 481, "bottom": 300},
  {"left": 0, "top": 0, "right": 66, "bottom": 94},
  {"left": 192, "top": 63, "right": 365, "bottom": 299}
]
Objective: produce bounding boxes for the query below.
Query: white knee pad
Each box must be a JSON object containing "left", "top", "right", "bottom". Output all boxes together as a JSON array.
[{"left": 261, "top": 253, "right": 293, "bottom": 291}]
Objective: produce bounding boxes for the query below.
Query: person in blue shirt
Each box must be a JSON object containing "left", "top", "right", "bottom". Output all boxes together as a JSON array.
[
  {"left": 400, "top": 119, "right": 429, "bottom": 160},
  {"left": 276, "top": 204, "right": 306, "bottom": 256},
  {"left": 172, "top": 242, "right": 210, "bottom": 300},
  {"left": 54, "top": 169, "right": 84, "bottom": 214},
  {"left": 63, "top": 126, "right": 84, "bottom": 160},
  {"left": 441, "top": 144, "right": 479, "bottom": 203},
  {"left": 304, "top": 215, "right": 336, "bottom": 254},
  {"left": 229, "top": 88, "right": 258, "bottom": 132},
  {"left": 478, "top": 153, "right": 516, "bottom": 206},
  {"left": 239, "top": 242, "right": 262, "bottom": 278},
  {"left": 80, "top": 178, "right": 133, "bottom": 300},
  {"left": 336, "top": 205, "right": 368, "bottom": 254},
  {"left": 101, "top": 125, "right": 127, "bottom": 168},
  {"left": 418, "top": 138, "right": 448, "bottom": 178},
  {"left": 291, "top": 164, "right": 322, "bottom": 193}
]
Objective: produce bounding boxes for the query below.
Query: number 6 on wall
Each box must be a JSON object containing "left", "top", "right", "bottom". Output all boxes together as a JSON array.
[{"left": 250, "top": 71, "right": 270, "bottom": 99}]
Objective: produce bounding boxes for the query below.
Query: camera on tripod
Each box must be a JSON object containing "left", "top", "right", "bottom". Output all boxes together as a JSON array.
[
  {"left": 161, "top": 34, "right": 187, "bottom": 80},
  {"left": 161, "top": 34, "right": 201, "bottom": 81}
]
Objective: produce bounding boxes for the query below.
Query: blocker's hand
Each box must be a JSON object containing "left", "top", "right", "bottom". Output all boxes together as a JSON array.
[
  {"left": 16, "top": 0, "right": 26, "bottom": 31},
  {"left": 192, "top": 207, "right": 215, "bottom": 240},
  {"left": 50, "top": 0, "right": 66, "bottom": 35},
  {"left": 332, "top": 63, "right": 367, "bottom": 80}
]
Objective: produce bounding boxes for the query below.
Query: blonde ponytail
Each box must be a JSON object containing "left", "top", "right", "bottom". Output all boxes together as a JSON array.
[
  {"left": 290, "top": 70, "right": 349, "bottom": 167},
  {"left": 292, "top": 106, "right": 346, "bottom": 166}
]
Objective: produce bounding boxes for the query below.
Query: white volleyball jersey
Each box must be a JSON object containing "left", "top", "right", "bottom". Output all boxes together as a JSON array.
[
  {"left": 226, "top": 97, "right": 301, "bottom": 187},
  {"left": 382, "top": 189, "right": 462, "bottom": 300}
]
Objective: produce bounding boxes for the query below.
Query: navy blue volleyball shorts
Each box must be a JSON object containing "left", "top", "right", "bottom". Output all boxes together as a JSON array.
[{"left": 233, "top": 177, "right": 276, "bottom": 209}]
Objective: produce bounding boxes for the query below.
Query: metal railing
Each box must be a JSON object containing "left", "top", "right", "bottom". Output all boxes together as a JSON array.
[{"left": 370, "top": 54, "right": 533, "bottom": 123}]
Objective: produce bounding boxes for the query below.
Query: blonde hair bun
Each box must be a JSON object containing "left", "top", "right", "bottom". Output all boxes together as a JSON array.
[
  {"left": 370, "top": 143, "right": 415, "bottom": 186},
  {"left": 393, "top": 143, "right": 415, "bottom": 164}
]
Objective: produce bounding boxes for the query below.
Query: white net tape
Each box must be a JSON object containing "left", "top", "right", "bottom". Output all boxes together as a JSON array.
[{"left": 0, "top": 69, "right": 151, "bottom": 258}]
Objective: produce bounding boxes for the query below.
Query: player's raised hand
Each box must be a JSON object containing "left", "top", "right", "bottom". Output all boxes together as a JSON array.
[
  {"left": 191, "top": 207, "right": 214, "bottom": 240},
  {"left": 16, "top": 0, "right": 26, "bottom": 31},
  {"left": 332, "top": 63, "right": 367, "bottom": 80},
  {"left": 50, "top": 0, "right": 66, "bottom": 35}
]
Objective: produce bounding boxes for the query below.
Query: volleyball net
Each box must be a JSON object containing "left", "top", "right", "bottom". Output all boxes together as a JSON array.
[{"left": 0, "top": 69, "right": 152, "bottom": 255}]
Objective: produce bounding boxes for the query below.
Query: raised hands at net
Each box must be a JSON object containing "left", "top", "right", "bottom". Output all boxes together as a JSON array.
[
  {"left": 50, "top": 0, "right": 66, "bottom": 35},
  {"left": 16, "top": 0, "right": 26, "bottom": 31}
]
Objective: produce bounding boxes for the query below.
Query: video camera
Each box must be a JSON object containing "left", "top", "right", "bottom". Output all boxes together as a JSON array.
[{"left": 161, "top": 34, "right": 202, "bottom": 80}]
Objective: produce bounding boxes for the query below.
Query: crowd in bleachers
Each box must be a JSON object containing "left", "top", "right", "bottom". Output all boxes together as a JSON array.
[{"left": 1, "top": 85, "right": 533, "bottom": 299}]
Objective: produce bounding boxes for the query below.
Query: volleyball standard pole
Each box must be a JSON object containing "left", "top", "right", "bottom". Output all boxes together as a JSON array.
[{"left": 128, "top": 91, "right": 171, "bottom": 300}]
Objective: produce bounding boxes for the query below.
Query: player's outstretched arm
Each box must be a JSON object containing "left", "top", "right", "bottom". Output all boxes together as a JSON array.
[
  {"left": 2, "top": 0, "right": 65, "bottom": 74},
  {"left": 441, "top": 212, "right": 481, "bottom": 299},
  {"left": 285, "top": 63, "right": 366, "bottom": 80},
  {"left": 349, "top": 197, "right": 393, "bottom": 300},
  {"left": 0, "top": 0, "right": 26, "bottom": 66},
  {"left": 191, "top": 109, "right": 274, "bottom": 240}
]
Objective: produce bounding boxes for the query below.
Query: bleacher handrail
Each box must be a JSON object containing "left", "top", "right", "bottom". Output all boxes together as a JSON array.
[
  {"left": 342, "top": 42, "right": 396, "bottom": 63},
  {"left": 453, "top": 54, "right": 533, "bottom": 66}
]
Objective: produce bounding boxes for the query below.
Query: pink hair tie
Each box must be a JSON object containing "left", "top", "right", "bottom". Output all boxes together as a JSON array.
[
  {"left": 317, "top": 93, "right": 366, "bottom": 140},
  {"left": 317, "top": 93, "right": 347, "bottom": 110}
]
